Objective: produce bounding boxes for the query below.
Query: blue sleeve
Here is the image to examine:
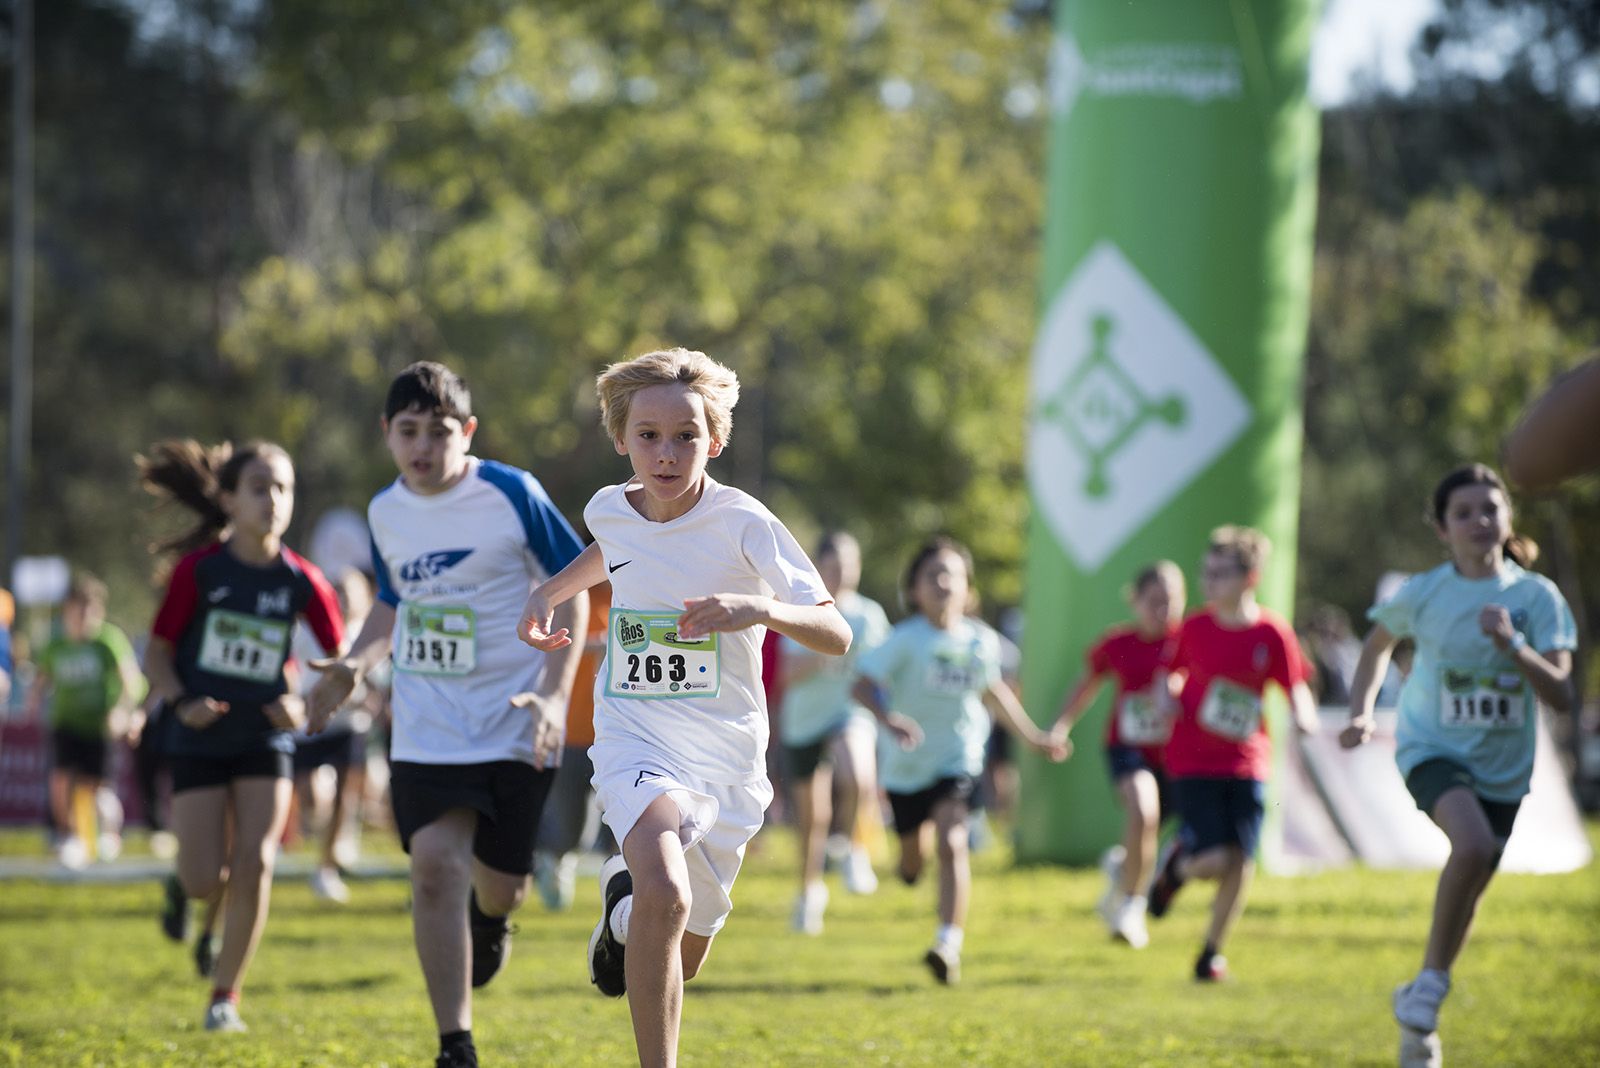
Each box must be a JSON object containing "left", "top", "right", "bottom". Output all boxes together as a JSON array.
[
  {"left": 370, "top": 535, "right": 400, "bottom": 608},
  {"left": 0, "top": 625, "right": 11, "bottom": 675},
  {"left": 478, "top": 461, "right": 586, "bottom": 578}
]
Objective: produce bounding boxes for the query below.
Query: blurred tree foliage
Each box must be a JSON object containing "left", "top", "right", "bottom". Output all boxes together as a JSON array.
[
  {"left": 1303, "top": 0, "right": 1600, "bottom": 688},
  {"left": 3, "top": 0, "right": 1599, "bottom": 673}
]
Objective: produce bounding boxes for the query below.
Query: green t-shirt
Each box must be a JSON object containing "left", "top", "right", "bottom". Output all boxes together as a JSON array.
[{"left": 39, "top": 624, "right": 141, "bottom": 738}]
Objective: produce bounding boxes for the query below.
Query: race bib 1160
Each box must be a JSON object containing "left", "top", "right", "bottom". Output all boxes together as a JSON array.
[{"left": 1438, "top": 664, "right": 1529, "bottom": 730}]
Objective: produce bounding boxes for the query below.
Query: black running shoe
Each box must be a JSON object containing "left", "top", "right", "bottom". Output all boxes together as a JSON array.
[
  {"left": 468, "top": 892, "right": 513, "bottom": 989},
  {"left": 1194, "top": 949, "right": 1228, "bottom": 982},
  {"left": 588, "top": 855, "right": 631, "bottom": 998},
  {"left": 161, "top": 873, "right": 188, "bottom": 943},
  {"left": 194, "top": 932, "right": 216, "bottom": 978},
  {"left": 435, "top": 1044, "right": 478, "bottom": 1068},
  {"left": 1146, "top": 838, "right": 1187, "bottom": 919}
]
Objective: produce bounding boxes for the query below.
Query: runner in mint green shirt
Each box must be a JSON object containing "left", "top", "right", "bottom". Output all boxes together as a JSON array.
[
  {"left": 852, "top": 537, "right": 1065, "bottom": 985},
  {"left": 778, "top": 532, "right": 891, "bottom": 933},
  {"left": 1343, "top": 464, "right": 1576, "bottom": 1048}
]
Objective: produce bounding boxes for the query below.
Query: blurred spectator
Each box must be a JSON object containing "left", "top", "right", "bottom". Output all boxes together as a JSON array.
[
  {"left": 291, "top": 569, "right": 380, "bottom": 903},
  {"left": 24, "top": 573, "right": 145, "bottom": 866}
]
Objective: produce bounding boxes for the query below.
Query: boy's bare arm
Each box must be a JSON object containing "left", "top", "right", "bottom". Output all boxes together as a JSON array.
[
  {"left": 676, "top": 596, "right": 851, "bottom": 656},
  {"left": 518, "top": 544, "right": 607, "bottom": 650}
]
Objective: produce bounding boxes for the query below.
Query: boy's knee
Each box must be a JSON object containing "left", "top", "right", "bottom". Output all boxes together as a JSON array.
[
  {"left": 632, "top": 869, "right": 692, "bottom": 923},
  {"left": 411, "top": 848, "right": 470, "bottom": 901}
]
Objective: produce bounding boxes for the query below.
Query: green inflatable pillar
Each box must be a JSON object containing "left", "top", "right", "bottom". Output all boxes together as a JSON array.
[{"left": 1018, "top": 0, "right": 1320, "bottom": 865}]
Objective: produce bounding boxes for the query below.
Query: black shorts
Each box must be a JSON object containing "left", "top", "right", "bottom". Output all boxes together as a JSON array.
[
  {"left": 169, "top": 749, "right": 294, "bottom": 793},
  {"left": 292, "top": 729, "right": 364, "bottom": 773},
  {"left": 51, "top": 728, "right": 109, "bottom": 779},
  {"left": 390, "top": 760, "right": 554, "bottom": 876},
  {"left": 1405, "top": 758, "right": 1522, "bottom": 847},
  {"left": 886, "top": 775, "right": 981, "bottom": 837},
  {"left": 1172, "top": 777, "right": 1266, "bottom": 855},
  {"left": 1105, "top": 745, "right": 1173, "bottom": 818},
  {"left": 782, "top": 737, "right": 834, "bottom": 781}
]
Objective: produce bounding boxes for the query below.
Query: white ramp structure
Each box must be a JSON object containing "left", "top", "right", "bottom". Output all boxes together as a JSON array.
[{"left": 1285, "top": 708, "right": 1592, "bottom": 874}]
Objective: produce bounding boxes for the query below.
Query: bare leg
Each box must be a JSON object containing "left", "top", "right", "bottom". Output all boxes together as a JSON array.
[
  {"left": 1116, "top": 771, "right": 1161, "bottom": 897},
  {"left": 409, "top": 808, "right": 477, "bottom": 1034},
  {"left": 898, "top": 821, "right": 931, "bottom": 885},
  {"left": 210, "top": 776, "right": 292, "bottom": 996},
  {"left": 171, "top": 785, "right": 231, "bottom": 906},
  {"left": 1180, "top": 845, "right": 1252, "bottom": 952},
  {"left": 622, "top": 796, "right": 692, "bottom": 1068},
  {"left": 793, "top": 768, "right": 831, "bottom": 893},
  {"left": 931, "top": 799, "right": 970, "bottom": 930},
  {"left": 49, "top": 769, "right": 74, "bottom": 839},
  {"left": 1423, "top": 789, "right": 1501, "bottom": 973}
]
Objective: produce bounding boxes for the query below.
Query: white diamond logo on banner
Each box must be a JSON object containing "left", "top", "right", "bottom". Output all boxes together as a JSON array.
[{"left": 1028, "top": 241, "right": 1252, "bottom": 571}]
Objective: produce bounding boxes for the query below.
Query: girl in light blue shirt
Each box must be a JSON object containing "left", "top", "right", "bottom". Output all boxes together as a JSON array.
[
  {"left": 1343, "top": 464, "right": 1576, "bottom": 1043},
  {"left": 852, "top": 537, "right": 1065, "bottom": 986}
]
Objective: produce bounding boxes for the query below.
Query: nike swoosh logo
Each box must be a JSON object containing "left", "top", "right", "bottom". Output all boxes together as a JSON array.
[
  {"left": 635, "top": 770, "right": 659, "bottom": 787},
  {"left": 207, "top": 587, "right": 231, "bottom": 603},
  {"left": 608, "top": 560, "right": 632, "bottom": 574}
]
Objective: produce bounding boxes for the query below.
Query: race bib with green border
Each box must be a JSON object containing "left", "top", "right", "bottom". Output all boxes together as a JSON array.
[
  {"left": 1197, "top": 678, "right": 1262, "bottom": 742},
  {"left": 1117, "top": 692, "right": 1172, "bottom": 746},
  {"left": 396, "top": 603, "right": 477, "bottom": 676},
  {"left": 606, "top": 609, "right": 720, "bottom": 699},
  {"left": 198, "top": 610, "right": 289, "bottom": 683},
  {"left": 1438, "top": 663, "right": 1529, "bottom": 730}
]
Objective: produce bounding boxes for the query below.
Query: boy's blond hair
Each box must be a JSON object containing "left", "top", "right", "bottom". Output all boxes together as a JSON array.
[
  {"left": 596, "top": 348, "right": 740, "bottom": 445},
  {"left": 1208, "top": 525, "right": 1271, "bottom": 573}
]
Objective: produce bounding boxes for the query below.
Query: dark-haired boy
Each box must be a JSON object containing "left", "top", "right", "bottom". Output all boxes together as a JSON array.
[{"left": 309, "top": 361, "right": 588, "bottom": 1068}]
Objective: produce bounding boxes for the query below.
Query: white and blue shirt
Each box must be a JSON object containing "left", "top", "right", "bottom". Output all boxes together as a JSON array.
[
  {"left": 369, "top": 457, "right": 585, "bottom": 765},
  {"left": 857, "top": 615, "right": 1002, "bottom": 793},
  {"left": 1370, "top": 561, "right": 1576, "bottom": 802}
]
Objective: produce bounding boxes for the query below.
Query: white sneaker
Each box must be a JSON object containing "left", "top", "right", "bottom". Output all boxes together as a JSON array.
[
  {"left": 1399, "top": 1023, "right": 1443, "bottom": 1068},
  {"left": 203, "top": 999, "right": 248, "bottom": 1033},
  {"left": 790, "top": 882, "right": 828, "bottom": 935},
  {"left": 57, "top": 836, "right": 89, "bottom": 871},
  {"left": 309, "top": 865, "right": 350, "bottom": 904},
  {"left": 96, "top": 832, "right": 123, "bottom": 863},
  {"left": 149, "top": 830, "right": 179, "bottom": 860},
  {"left": 824, "top": 833, "right": 851, "bottom": 871},
  {"left": 1393, "top": 972, "right": 1450, "bottom": 1034},
  {"left": 842, "top": 847, "right": 878, "bottom": 895},
  {"left": 924, "top": 941, "right": 960, "bottom": 985},
  {"left": 1095, "top": 845, "right": 1126, "bottom": 931},
  {"left": 536, "top": 852, "right": 579, "bottom": 911},
  {"left": 1111, "top": 897, "right": 1150, "bottom": 949}
]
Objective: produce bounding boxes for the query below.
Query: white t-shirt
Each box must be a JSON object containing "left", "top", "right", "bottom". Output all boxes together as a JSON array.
[
  {"left": 369, "top": 457, "right": 585, "bottom": 765},
  {"left": 585, "top": 475, "right": 831, "bottom": 785}
]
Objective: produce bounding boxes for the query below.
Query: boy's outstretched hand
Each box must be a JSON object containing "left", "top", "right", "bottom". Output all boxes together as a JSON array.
[{"left": 518, "top": 589, "right": 572, "bottom": 651}]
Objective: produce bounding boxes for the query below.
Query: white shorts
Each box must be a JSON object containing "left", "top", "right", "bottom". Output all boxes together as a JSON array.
[{"left": 590, "top": 741, "right": 773, "bottom": 937}]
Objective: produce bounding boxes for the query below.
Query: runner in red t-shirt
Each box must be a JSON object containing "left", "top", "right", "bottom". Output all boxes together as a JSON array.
[
  {"left": 1052, "top": 560, "right": 1185, "bottom": 950},
  {"left": 1146, "top": 526, "right": 1318, "bottom": 982}
]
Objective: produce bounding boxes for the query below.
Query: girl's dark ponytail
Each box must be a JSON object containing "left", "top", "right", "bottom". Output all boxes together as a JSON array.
[
  {"left": 137, "top": 439, "right": 231, "bottom": 557},
  {"left": 137, "top": 439, "right": 292, "bottom": 559}
]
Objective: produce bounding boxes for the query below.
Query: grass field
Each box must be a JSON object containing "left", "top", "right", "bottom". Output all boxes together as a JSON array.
[{"left": 2, "top": 822, "right": 1597, "bottom": 1067}]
